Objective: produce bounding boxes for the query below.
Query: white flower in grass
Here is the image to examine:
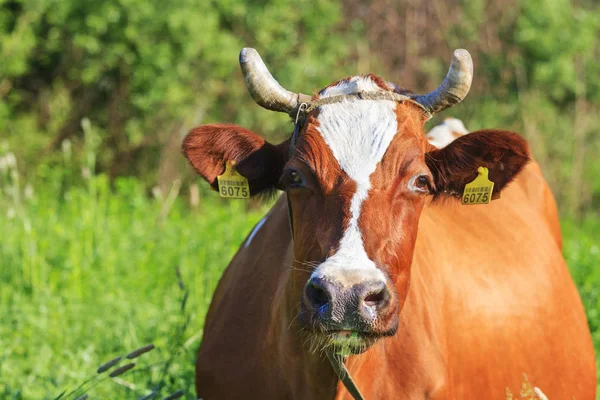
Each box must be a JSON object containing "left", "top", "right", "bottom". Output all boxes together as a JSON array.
[
  {"left": 152, "top": 186, "right": 163, "bottom": 200},
  {"left": 23, "top": 218, "right": 31, "bottom": 233},
  {"left": 61, "top": 139, "right": 72, "bottom": 156},
  {"left": 81, "top": 167, "right": 91, "bottom": 180},
  {"left": 24, "top": 184, "right": 34, "bottom": 200},
  {"left": 4, "top": 152, "right": 16, "bottom": 168}
]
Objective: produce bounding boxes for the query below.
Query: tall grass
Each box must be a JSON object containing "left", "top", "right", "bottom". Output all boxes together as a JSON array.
[
  {"left": 0, "top": 133, "right": 598, "bottom": 398},
  {"left": 563, "top": 216, "right": 600, "bottom": 379},
  {"left": 0, "top": 137, "right": 269, "bottom": 398}
]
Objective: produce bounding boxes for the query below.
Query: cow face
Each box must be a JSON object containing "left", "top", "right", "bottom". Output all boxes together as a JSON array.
[
  {"left": 283, "top": 78, "right": 431, "bottom": 353},
  {"left": 183, "top": 50, "right": 530, "bottom": 355}
]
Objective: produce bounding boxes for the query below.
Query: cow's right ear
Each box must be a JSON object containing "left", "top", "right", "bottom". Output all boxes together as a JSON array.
[{"left": 182, "top": 124, "right": 289, "bottom": 197}]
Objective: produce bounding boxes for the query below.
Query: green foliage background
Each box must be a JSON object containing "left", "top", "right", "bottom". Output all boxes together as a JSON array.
[{"left": 0, "top": 0, "right": 599, "bottom": 398}]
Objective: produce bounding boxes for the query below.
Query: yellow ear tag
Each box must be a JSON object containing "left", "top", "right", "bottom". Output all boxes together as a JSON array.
[
  {"left": 461, "top": 167, "right": 495, "bottom": 205},
  {"left": 217, "top": 161, "right": 250, "bottom": 199}
]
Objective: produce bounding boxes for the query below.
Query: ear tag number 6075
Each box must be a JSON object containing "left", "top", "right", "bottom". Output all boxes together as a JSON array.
[
  {"left": 462, "top": 167, "right": 494, "bottom": 205},
  {"left": 217, "top": 160, "right": 250, "bottom": 199}
]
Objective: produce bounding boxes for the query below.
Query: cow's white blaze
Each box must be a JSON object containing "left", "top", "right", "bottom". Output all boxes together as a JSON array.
[{"left": 310, "top": 76, "right": 398, "bottom": 287}]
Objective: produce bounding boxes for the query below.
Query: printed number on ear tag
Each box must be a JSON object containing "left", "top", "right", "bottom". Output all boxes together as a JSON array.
[
  {"left": 217, "top": 161, "right": 250, "bottom": 199},
  {"left": 461, "top": 167, "right": 495, "bottom": 205}
]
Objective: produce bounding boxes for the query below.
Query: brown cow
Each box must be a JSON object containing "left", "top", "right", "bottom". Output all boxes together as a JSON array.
[
  {"left": 426, "top": 118, "right": 469, "bottom": 149},
  {"left": 183, "top": 48, "right": 595, "bottom": 399}
]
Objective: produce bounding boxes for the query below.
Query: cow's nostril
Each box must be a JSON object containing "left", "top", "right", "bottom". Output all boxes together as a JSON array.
[
  {"left": 363, "top": 288, "right": 386, "bottom": 307},
  {"left": 364, "top": 289, "right": 386, "bottom": 307},
  {"left": 305, "top": 280, "right": 329, "bottom": 312}
]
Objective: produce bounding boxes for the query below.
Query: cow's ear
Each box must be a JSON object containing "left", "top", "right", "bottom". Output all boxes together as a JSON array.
[
  {"left": 425, "top": 129, "right": 530, "bottom": 199},
  {"left": 182, "top": 124, "right": 289, "bottom": 197}
]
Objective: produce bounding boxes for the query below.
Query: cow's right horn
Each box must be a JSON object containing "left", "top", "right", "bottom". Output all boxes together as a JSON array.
[
  {"left": 410, "top": 49, "right": 473, "bottom": 115},
  {"left": 239, "top": 48, "right": 311, "bottom": 116}
]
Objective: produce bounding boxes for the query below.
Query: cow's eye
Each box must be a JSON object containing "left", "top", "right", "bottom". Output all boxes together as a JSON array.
[
  {"left": 285, "top": 170, "right": 304, "bottom": 188},
  {"left": 409, "top": 174, "right": 432, "bottom": 194}
]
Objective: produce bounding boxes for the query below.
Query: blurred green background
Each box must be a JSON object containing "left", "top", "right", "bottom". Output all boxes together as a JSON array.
[{"left": 0, "top": 0, "right": 599, "bottom": 398}]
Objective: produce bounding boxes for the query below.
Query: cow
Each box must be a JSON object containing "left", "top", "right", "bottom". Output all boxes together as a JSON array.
[
  {"left": 426, "top": 118, "right": 469, "bottom": 149},
  {"left": 183, "top": 48, "right": 596, "bottom": 399}
]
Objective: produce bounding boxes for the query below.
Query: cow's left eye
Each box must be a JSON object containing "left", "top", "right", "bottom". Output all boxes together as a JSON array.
[{"left": 409, "top": 175, "right": 432, "bottom": 194}]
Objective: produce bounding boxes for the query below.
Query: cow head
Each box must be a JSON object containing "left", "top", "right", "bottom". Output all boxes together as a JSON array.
[{"left": 183, "top": 49, "right": 529, "bottom": 355}]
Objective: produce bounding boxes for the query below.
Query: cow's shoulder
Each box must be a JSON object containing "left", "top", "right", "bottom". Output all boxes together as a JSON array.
[{"left": 197, "top": 197, "right": 293, "bottom": 398}]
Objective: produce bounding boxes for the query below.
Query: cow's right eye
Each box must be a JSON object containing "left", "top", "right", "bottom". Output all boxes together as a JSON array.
[
  {"left": 409, "top": 174, "right": 433, "bottom": 194},
  {"left": 285, "top": 170, "right": 305, "bottom": 188}
]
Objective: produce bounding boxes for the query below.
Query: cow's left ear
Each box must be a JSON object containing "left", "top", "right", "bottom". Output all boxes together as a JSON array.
[{"left": 425, "top": 129, "right": 530, "bottom": 199}]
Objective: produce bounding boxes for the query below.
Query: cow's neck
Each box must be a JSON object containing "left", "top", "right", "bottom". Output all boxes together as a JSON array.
[{"left": 262, "top": 266, "right": 339, "bottom": 398}]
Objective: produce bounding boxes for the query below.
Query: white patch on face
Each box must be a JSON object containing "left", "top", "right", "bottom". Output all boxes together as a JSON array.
[
  {"left": 311, "top": 76, "right": 398, "bottom": 287},
  {"left": 244, "top": 213, "right": 268, "bottom": 248}
]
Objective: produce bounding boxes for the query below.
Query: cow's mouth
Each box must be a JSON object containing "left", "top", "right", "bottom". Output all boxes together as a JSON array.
[
  {"left": 306, "top": 329, "right": 382, "bottom": 355},
  {"left": 328, "top": 330, "right": 378, "bottom": 355},
  {"left": 297, "top": 301, "right": 399, "bottom": 355}
]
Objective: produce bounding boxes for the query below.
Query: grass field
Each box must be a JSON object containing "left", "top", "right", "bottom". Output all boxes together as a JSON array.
[
  {"left": 1, "top": 156, "right": 599, "bottom": 399},
  {"left": 0, "top": 159, "right": 269, "bottom": 399}
]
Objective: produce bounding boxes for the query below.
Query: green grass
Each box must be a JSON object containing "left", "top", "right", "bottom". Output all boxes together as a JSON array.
[
  {"left": 563, "top": 217, "right": 600, "bottom": 360},
  {"left": 0, "top": 156, "right": 599, "bottom": 399},
  {"left": 0, "top": 162, "right": 268, "bottom": 399}
]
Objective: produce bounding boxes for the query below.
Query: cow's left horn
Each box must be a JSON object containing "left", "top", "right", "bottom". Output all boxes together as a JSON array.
[
  {"left": 410, "top": 49, "right": 473, "bottom": 115},
  {"left": 239, "top": 48, "right": 311, "bottom": 116}
]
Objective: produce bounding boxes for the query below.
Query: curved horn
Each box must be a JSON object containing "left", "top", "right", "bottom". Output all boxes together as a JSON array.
[
  {"left": 239, "top": 48, "right": 311, "bottom": 115},
  {"left": 410, "top": 49, "right": 473, "bottom": 115}
]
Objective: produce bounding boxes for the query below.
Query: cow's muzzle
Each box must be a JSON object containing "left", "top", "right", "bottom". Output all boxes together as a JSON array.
[{"left": 301, "top": 275, "right": 398, "bottom": 353}]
